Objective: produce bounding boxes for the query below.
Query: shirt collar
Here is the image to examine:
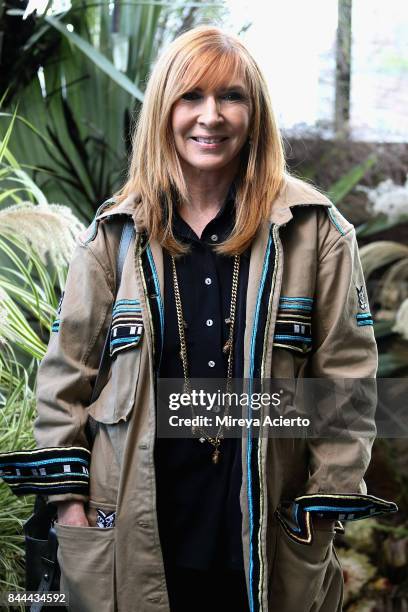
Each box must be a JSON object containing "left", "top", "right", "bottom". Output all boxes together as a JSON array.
[{"left": 173, "top": 183, "right": 237, "bottom": 244}]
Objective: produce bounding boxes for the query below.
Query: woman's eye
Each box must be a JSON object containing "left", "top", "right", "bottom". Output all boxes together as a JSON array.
[
  {"left": 180, "top": 91, "right": 246, "bottom": 102},
  {"left": 221, "top": 91, "right": 245, "bottom": 101},
  {"left": 181, "top": 91, "right": 201, "bottom": 101}
]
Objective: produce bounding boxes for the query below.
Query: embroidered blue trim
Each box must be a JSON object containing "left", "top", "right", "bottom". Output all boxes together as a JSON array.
[
  {"left": 279, "top": 297, "right": 313, "bottom": 303},
  {"left": 112, "top": 306, "right": 142, "bottom": 313},
  {"left": 291, "top": 502, "right": 302, "bottom": 533},
  {"left": 278, "top": 303, "right": 312, "bottom": 311},
  {"left": 110, "top": 299, "right": 143, "bottom": 357},
  {"left": 110, "top": 336, "right": 141, "bottom": 346},
  {"left": 0, "top": 457, "right": 89, "bottom": 468},
  {"left": 83, "top": 199, "right": 116, "bottom": 244},
  {"left": 327, "top": 206, "right": 346, "bottom": 236},
  {"left": 248, "top": 232, "right": 273, "bottom": 612},
  {"left": 3, "top": 472, "right": 88, "bottom": 480},
  {"left": 305, "top": 504, "right": 373, "bottom": 513},
  {"left": 274, "top": 335, "right": 312, "bottom": 343},
  {"left": 114, "top": 299, "right": 140, "bottom": 306},
  {"left": 146, "top": 245, "right": 164, "bottom": 339},
  {"left": 0, "top": 447, "right": 91, "bottom": 497},
  {"left": 356, "top": 313, "right": 373, "bottom": 326}
]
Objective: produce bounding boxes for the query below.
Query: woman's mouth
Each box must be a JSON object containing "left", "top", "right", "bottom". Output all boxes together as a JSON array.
[{"left": 190, "top": 136, "right": 229, "bottom": 149}]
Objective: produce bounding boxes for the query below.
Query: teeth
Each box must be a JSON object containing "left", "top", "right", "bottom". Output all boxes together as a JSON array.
[{"left": 194, "top": 137, "right": 225, "bottom": 144}]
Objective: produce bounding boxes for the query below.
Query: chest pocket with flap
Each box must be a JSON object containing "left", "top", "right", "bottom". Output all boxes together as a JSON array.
[
  {"left": 88, "top": 298, "right": 144, "bottom": 424},
  {"left": 273, "top": 296, "right": 313, "bottom": 355}
]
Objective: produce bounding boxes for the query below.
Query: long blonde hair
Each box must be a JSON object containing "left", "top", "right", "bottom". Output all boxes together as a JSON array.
[{"left": 117, "top": 25, "right": 286, "bottom": 255}]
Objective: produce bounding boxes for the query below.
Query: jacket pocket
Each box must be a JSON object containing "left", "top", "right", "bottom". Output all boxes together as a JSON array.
[
  {"left": 109, "top": 298, "right": 143, "bottom": 357},
  {"left": 88, "top": 299, "right": 144, "bottom": 425},
  {"left": 56, "top": 522, "right": 115, "bottom": 612},
  {"left": 269, "top": 521, "right": 342, "bottom": 612}
]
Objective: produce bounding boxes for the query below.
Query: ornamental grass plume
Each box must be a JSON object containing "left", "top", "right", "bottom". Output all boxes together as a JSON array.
[
  {"left": 0, "top": 202, "right": 85, "bottom": 267},
  {"left": 337, "top": 549, "right": 376, "bottom": 604},
  {"left": 358, "top": 175, "right": 408, "bottom": 222}
]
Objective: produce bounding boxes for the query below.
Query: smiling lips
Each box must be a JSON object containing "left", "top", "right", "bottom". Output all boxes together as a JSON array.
[
  {"left": 191, "top": 136, "right": 228, "bottom": 151},
  {"left": 191, "top": 136, "right": 227, "bottom": 145}
]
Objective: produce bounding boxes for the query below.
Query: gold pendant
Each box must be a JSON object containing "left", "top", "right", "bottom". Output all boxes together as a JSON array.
[{"left": 212, "top": 448, "right": 220, "bottom": 464}]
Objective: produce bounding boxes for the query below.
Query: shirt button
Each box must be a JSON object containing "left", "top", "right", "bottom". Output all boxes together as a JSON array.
[
  {"left": 206, "top": 319, "right": 213, "bottom": 327},
  {"left": 210, "top": 234, "right": 218, "bottom": 242},
  {"left": 205, "top": 277, "right": 212, "bottom": 285},
  {"left": 208, "top": 360, "right": 215, "bottom": 368}
]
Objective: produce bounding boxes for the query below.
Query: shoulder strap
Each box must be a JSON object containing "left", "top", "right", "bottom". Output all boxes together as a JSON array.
[{"left": 90, "top": 220, "right": 136, "bottom": 405}]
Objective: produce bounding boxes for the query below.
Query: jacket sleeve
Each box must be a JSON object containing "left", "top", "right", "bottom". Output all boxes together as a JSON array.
[
  {"left": 276, "top": 209, "right": 397, "bottom": 544},
  {"left": 306, "top": 220, "right": 377, "bottom": 495},
  {"left": 0, "top": 236, "right": 114, "bottom": 504}
]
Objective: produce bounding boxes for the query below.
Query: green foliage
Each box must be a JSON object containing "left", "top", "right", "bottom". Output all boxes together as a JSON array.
[
  {"left": 0, "top": 118, "right": 75, "bottom": 592},
  {"left": 0, "top": 357, "right": 36, "bottom": 596},
  {"left": 327, "top": 155, "right": 377, "bottom": 205},
  {"left": 1, "top": 0, "right": 226, "bottom": 222}
]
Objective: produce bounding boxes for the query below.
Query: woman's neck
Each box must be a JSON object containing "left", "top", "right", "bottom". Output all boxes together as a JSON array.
[{"left": 177, "top": 159, "right": 238, "bottom": 234}]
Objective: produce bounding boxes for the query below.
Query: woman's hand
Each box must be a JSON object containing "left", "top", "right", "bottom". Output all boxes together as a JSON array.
[{"left": 57, "top": 501, "right": 89, "bottom": 527}]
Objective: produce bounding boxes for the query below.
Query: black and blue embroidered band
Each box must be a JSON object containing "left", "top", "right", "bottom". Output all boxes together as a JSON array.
[
  {"left": 276, "top": 493, "right": 398, "bottom": 545},
  {"left": 356, "top": 312, "right": 374, "bottom": 326},
  {"left": 273, "top": 296, "right": 313, "bottom": 354},
  {"left": 0, "top": 446, "right": 90, "bottom": 496},
  {"left": 110, "top": 298, "right": 143, "bottom": 357}
]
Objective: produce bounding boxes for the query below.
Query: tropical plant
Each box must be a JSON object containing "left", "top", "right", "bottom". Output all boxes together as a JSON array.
[
  {"left": 0, "top": 363, "right": 36, "bottom": 597},
  {"left": 0, "top": 118, "right": 80, "bottom": 595},
  {"left": 0, "top": 114, "right": 85, "bottom": 359},
  {"left": 1, "top": 0, "right": 226, "bottom": 223},
  {"left": 356, "top": 176, "right": 408, "bottom": 377}
]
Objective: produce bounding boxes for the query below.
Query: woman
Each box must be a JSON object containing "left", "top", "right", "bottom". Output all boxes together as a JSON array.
[{"left": 2, "top": 25, "right": 396, "bottom": 612}]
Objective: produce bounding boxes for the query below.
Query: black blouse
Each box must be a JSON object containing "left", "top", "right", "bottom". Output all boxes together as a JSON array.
[{"left": 155, "top": 187, "right": 250, "bottom": 570}]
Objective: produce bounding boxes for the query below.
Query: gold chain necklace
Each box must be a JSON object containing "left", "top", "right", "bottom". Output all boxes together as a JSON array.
[{"left": 171, "top": 253, "right": 240, "bottom": 464}]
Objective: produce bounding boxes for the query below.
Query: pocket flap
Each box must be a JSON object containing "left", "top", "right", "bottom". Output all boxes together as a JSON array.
[
  {"left": 110, "top": 299, "right": 143, "bottom": 357},
  {"left": 273, "top": 296, "right": 313, "bottom": 354}
]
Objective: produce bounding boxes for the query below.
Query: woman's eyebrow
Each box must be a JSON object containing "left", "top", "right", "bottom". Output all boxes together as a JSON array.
[
  {"left": 218, "top": 84, "right": 247, "bottom": 93},
  {"left": 185, "top": 83, "right": 247, "bottom": 93}
]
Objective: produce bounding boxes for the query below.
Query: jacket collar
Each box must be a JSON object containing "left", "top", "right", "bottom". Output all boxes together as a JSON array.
[{"left": 269, "top": 175, "right": 332, "bottom": 226}]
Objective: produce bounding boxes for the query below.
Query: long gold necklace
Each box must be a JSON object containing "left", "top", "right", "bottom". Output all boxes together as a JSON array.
[{"left": 171, "top": 254, "right": 240, "bottom": 464}]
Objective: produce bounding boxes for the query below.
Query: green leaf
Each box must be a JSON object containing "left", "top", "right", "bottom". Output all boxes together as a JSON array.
[
  {"left": 328, "top": 155, "right": 377, "bottom": 205},
  {"left": 356, "top": 213, "right": 408, "bottom": 238},
  {"left": 45, "top": 16, "right": 145, "bottom": 101}
]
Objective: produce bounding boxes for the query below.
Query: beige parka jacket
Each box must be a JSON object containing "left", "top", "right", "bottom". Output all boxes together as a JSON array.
[{"left": 0, "top": 177, "right": 397, "bottom": 612}]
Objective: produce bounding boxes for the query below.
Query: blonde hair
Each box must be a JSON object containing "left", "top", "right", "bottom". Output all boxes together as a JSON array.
[{"left": 117, "top": 25, "right": 286, "bottom": 255}]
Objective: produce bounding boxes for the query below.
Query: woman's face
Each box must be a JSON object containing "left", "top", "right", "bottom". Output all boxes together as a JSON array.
[{"left": 171, "top": 76, "right": 251, "bottom": 174}]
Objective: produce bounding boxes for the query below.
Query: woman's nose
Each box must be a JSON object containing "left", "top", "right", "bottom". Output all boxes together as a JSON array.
[{"left": 197, "top": 96, "right": 223, "bottom": 126}]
